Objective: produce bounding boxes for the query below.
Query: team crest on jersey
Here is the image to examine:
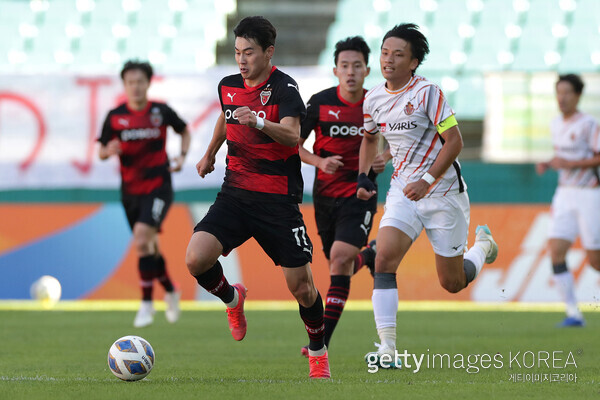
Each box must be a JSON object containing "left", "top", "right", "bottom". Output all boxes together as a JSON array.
[
  {"left": 150, "top": 107, "right": 162, "bottom": 127},
  {"left": 404, "top": 102, "right": 415, "bottom": 115},
  {"left": 260, "top": 87, "right": 272, "bottom": 106}
]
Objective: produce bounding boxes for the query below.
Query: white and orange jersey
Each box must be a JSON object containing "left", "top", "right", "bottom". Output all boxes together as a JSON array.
[
  {"left": 551, "top": 111, "right": 600, "bottom": 187},
  {"left": 364, "top": 75, "right": 466, "bottom": 197}
]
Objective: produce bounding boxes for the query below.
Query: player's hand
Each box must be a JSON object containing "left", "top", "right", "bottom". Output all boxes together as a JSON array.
[
  {"left": 548, "top": 157, "right": 572, "bottom": 170},
  {"left": 169, "top": 155, "right": 185, "bottom": 172},
  {"left": 403, "top": 180, "right": 430, "bottom": 201},
  {"left": 357, "top": 173, "right": 376, "bottom": 200},
  {"left": 319, "top": 155, "right": 344, "bottom": 174},
  {"left": 535, "top": 162, "right": 549, "bottom": 175},
  {"left": 106, "top": 139, "right": 121, "bottom": 157},
  {"left": 233, "top": 106, "right": 257, "bottom": 127},
  {"left": 372, "top": 153, "right": 388, "bottom": 174},
  {"left": 196, "top": 155, "right": 215, "bottom": 178}
]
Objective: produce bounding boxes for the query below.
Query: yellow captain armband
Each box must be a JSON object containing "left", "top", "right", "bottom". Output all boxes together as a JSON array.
[{"left": 436, "top": 114, "right": 458, "bottom": 134}]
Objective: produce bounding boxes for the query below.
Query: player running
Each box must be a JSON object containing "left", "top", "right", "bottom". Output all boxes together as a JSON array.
[
  {"left": 185, "top": 16, "right": 330, "bottom": 379},
  {"left": 357, "top": 24, "right": 499, "bottom": 367},
  {"left": 98, "top": 60, "right": 190, "bottom": 328},
  {"left": 536, "top": 74, "right": 600, "bottom": 327},
  {"left": 299, "top": 36, "right": 390, "bottom": 356}
]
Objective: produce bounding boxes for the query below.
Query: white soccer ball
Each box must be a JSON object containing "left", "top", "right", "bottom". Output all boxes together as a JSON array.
[
  {"left": 108, "top": 336, "right": 155, "bottom": 381},
  {"left": 30, "top": 275, "right": 62, "bottom": 307}
]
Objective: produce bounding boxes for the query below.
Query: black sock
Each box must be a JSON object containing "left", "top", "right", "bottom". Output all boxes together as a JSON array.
[
  {"left": 553, "top": 262, "right": 568, "bottom": 274},
  {"left": 299, "top": 292, "right": 325, "bottom": 351},
  {"left": 193, "top": 261, "right": 235, "bottom": 304},
  {"left": 463, "top": 259, "right": 477, "bottom": 286},
  {"left": 323, "top": 275, "right": 350, "bottom": 348},
  {"left": 156, "top": 253, "right": 174, "bottom": 292},
  {"left": 139, "top": 255, "right": 156, "bottom": 301}
]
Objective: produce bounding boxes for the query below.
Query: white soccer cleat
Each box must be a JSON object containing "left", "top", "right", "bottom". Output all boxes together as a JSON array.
[
  {"left": 364, "top": 344, "right": 402, "bottom": 369},
  {"left": 134, "top": 301, "right": 155, "bottom": 328},
  {"left": 164, "top": 290, "right": 181, "bottom": 324},
  {"left": 475, "top": 224, "right": 498, "bottom": 264}
]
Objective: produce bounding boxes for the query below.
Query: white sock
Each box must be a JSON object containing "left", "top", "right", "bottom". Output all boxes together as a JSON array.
[
  {"left": 372, "top": 288, "right": 398, "bottom": 350},
  {"left": 308, "top": 346, "right": 327, "bottom": 357},
  {"left": 225, "top": 287, "right": 239, "bottom": 308},
  {"left": 553, "top": 271, "right": 582, "bottom": 319},
  {"left": 464, "top": 245, "right": 486, "bottom": 279}
]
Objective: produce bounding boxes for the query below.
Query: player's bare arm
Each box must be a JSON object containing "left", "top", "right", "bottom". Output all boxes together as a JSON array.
[
  {"left": 235, "top": 106, "right": 300, "bottom": 147},
  {"left": 372, "top": 147, "right": 392, "bottom": 174},
  {"left": 169, "top": 127, "right": 192, "bottom": 172},
  {"left": 357, "top": 132, "right": 379, "bottom": 200},
  {"left": 298, "top": 137, "right": 344, "bottom": 175},
  {"left": 547, "top": 153, "right": 600, "bottom": 170},
  {"left": 98, "top": 138, "right": 121, "bottom": 160},
  {"left": 403, "top": 125, "right": 463, "bottom": 201},
  {"left": 197, "top": 111, "right": 226, "bottom": 178}
]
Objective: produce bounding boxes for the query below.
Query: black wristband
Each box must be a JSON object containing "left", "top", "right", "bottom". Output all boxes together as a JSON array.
[{"left": 357, "top": 173, "right": 376, "bottom": 192}]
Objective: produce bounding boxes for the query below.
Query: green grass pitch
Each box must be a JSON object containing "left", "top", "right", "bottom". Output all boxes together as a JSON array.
[{"left": 0, "top": 307, "right": 598, "bottom": 399}]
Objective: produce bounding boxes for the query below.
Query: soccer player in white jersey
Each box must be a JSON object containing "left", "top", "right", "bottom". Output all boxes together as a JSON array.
[
  {"left": 356, "top": 23, "right": 499, "bottom": 367},
  {"left": 536, "top": 74, "right": 600, "bottom": 327}
]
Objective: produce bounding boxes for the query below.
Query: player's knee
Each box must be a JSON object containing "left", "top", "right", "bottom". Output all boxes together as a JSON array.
[
  {"left": 374, "top": 252, "right": 397, "bottom": 274},
  {"left": 185, "top": 249, "right": 209, "bottom": 276},
  {"left": 439, "top": 277, "right": 464, "bottom": 294},
  {"left": 133, "top": 236, "right": 153, "bottom": 256},
  {"left": 329, "top": 254, "right": 354, "bottom": 275}
]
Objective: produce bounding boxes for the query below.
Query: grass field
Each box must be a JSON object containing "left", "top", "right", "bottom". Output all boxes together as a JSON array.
[{"left": 0, "top": 302, "right": 598, "bottom": 400}]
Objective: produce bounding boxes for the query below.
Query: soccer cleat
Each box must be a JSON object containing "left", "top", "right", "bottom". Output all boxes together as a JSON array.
[
  {"left": 308, "top": 349, "right": 331, "bottom": 379},
  {"left": 164, "top": 290, "right": 181, "bottom": 324},
  {"left": 475, "top": 225, "right": 498, "bottom": 264},
  {"left": 364, "top": 345, "right": 402, "bottom": 369},
  {"left": 133, "top": 301, "right": 155, "bottom": 328},
  {"left": 226, "top": 283, "right": 247, "bottom": 341},
  {"left": 557, "top": 316, "right": 585, "bottom": 327},
  {"left": 301, "top": 345, "right": 309, "bottom": 358},
  {"left": 365, "top": 240, "right": 377, "bottom": 277}
]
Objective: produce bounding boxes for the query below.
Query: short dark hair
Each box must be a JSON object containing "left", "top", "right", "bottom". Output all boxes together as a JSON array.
[
  {"left": 233, "top": 16, "right": 276, "bottom": 51},
  {"left": 334, "top": 36, "right": 370, "bottom": 66},
  {"left": 382, "top": 23, "right": 429, "bottom": 72},
  {"left": 557, "top": 74, "right": 584, "bottom": 94},
  {"left": 120, "top": 60, "right": 153, "bottom": 81}
]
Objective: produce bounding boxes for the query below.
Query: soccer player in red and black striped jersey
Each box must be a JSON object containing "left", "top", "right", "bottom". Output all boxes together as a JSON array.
[
  {"left": 184, "top": 16, "right": 330, "bottom": 379},
  {"left": 299, "top": 37, "right": 390, "bottom": 355},
  {"left": 98, "top": 60, "right": 191, "bottom": 328}
]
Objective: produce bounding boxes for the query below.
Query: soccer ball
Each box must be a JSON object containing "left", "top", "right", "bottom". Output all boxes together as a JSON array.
[
  {"left": 30, "top": 275, "right": 62, "bottom": 307},
  {"left": 108, "top": 336, "right": 155, "bottom": 381}
]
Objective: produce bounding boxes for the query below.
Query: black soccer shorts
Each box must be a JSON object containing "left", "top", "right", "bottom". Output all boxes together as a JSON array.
[
  {"left": 194, "top": 192, "right": 313, "bottom": 268},
  {"left": 314, "top": 195, "right": 377, "bottom": 259},
  {"left": 121, "top": 187, "right": 173, "bottom": 231}
]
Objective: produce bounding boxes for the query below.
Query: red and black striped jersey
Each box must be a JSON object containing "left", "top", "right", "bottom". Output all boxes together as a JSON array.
[
  {"left": 301, "top": 86, "right": 376, "bottom": 199},
  {"left": 98, "top": 101, "right": 187, "bottom": 195},
  {"left": 219, "top": 66, "right": 306, "bottom": 203}
]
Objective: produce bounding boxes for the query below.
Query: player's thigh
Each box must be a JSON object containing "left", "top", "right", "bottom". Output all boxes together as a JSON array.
[
  {"left": 420, "top": 193, "right": 469, "bottom": 258},
  {"left": 252, "top": 202, "right": 313, "bottom": 268},
  {"left": 375, "top": 226, "right": 413, "bottom": 273},
  {"left": 576, "top": 188, "right": 600, "bottom": 252},
  {"left": 314, "top": 199, "right": 337, "bottom": 260},
  {"left": 193, "top": 193, "right": 252, "bottom": 257},
  {"left": 548, "top": 187, "right": 578, "bottom": 243},
  {"left": 335, "top": 196, "right": 377, "bottom": 249},
  {"left": 138, "top": 189, "right": 173, "bottom": 230},
  {"left": 185, "top": 231, "right": 224, "bottom": 275}
]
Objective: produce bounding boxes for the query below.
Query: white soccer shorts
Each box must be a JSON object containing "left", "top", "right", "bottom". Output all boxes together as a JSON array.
[
  {"left": 379, "top": 185, "right": 471, "bottom": 257},
  {"left": 548, "top": 186, "right": 600, "bottom": 250}
]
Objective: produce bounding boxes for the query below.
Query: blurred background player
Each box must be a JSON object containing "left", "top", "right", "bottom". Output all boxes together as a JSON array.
[
  {"left": 98, "top": 60, "right": 190, "bottom": 327},
  {"left": 299, "top": 36, "right": 391, "bottom": 356},
  {"left": 536, "top": 74, "right": 600, "bottom": 327},
  {"left": 357, "top": 24, "right": 499, "bottom": 367},
  {"left": 185, "top": 16, "right": 330, "bottom": 379}
]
